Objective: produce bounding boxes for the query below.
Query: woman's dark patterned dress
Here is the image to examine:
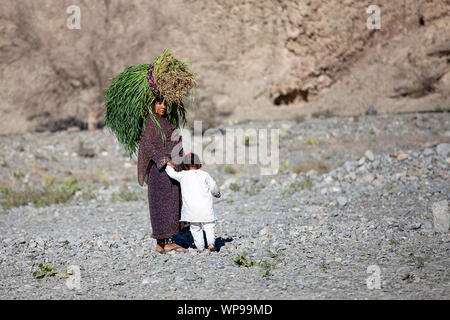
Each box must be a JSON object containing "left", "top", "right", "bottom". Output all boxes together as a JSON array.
[{"left": 137, "top": 113, "right": 184, "bottom": 239}]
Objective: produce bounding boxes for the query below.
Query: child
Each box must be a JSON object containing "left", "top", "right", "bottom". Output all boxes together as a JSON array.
[{"left": 166, "top": 153, "right": 221, "bottom": 252}]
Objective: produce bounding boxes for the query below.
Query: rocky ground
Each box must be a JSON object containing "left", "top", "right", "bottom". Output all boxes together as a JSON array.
[{"left": 0, "top": 112, "right": 449, "bottom": 299}]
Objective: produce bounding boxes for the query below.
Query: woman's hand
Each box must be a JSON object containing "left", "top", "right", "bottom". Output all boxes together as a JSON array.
[{"left": 167, "top": 160, "right": 175, "bottom": 168}]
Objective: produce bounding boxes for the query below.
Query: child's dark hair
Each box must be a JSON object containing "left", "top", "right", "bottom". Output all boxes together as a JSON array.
[{"left": 182, "top": 152, "right": 201, "bottom": 170}]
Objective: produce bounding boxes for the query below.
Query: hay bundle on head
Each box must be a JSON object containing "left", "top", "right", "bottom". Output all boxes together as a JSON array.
[{"left": 104, "top": 48, "right": 195, "bottom": 158}]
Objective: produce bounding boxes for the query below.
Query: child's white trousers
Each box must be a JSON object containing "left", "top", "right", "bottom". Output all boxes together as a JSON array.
[{"left": 190, "top": 222, "right": 215, "bottom": 250}]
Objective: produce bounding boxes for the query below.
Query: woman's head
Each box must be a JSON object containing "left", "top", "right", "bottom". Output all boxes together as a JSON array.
[
  {"left": 154, "top": 96, "right": 166, "bottom": 116},
  {"left": 182, "top": 152, "right": 201, "bottom": 170}
]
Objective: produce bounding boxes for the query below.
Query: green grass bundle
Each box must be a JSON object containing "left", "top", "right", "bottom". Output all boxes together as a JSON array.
[{"left": 104, "top": 49, "right": 195, "bottom": 158}]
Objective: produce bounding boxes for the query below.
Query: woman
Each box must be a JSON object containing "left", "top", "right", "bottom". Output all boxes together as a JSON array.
[{"left": 137, "top": 98, "right": 187, "bottom": 253}]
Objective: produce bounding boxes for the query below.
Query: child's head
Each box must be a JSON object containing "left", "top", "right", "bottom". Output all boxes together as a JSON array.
[{"left": 182, "top": 152, "right": 201, "bottom": 170}]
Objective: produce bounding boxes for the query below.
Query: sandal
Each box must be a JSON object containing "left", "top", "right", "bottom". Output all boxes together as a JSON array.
[
  {"left": 156, "top": 240, "right": 166, "bottom": 254},
  {"left": 164, "top": 243, "right": 187, "bottom": 253},
  {"left": 156, "top": 244, "right": 165, "bottom": 254}
]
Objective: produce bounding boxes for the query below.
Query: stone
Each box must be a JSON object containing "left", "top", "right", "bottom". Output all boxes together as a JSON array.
[
  {"left": 397, "top": 153, "right": 409, "bottom": 161},
  {"left": 436, "top": 143, "right": 450, "bottom": 158},
  {"left": 363, "top": 173, "right": 375, "bottom": 183},
  {"left": 365, "top": 150, "right": 374, "bottom": 162},
  {"left": 432, "top": 200, "right": 448, "bottom": 233},
  {"left": 422, "top": 148, "right": 434, "bottom": 156},
  {"left": 358, "top": 157, "right": 366, "bottom": 166},
  {"left": 337, "top": 196, "right": 347, "bottom": 207}
]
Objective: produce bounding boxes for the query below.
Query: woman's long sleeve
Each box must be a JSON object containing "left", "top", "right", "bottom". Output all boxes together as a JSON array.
[{"left": 137, "top": 117, "right": 169, "bottom": 186}]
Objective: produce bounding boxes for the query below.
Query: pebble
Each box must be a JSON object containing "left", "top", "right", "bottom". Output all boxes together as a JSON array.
[
  {"left": 436, "top": 143, "right": 450, "bottom": 158},
  {"left": 337, "top": 196, "right": 348, "bottom": 207},
  {"left": 432, "top": 200, "right": 449, "bottom": 233},
  {"left": 365, "top": 150, "right": 374, "bottom": 162}
]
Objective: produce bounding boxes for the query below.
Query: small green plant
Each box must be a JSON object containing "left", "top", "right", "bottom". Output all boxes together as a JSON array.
[
  {"left": 305, "top": 137, "right": 318, "bottom": 145},
  {"left": 294, "top": 114, "right": 305, "bottom": 123},
  {"left": 431, "top": 129, "right": 438, "bottom": 135},
  {"left": 92, "top": 167, "right": 109, "bottom": 185},
  {"left": 403, "top": 253, "right": 425, "bottom": 268},
  {"left": 278, "top": 160, "right": 289, "bottom": 172},
  {"left": 282, "top": 178, "right": 312, "bottom": 196},
  {"left": 389, "top": 239, "right": 401, "bottom": 245},
  {"left": 233, "top": 252, "right": 256, "bottom": 268},
  {"left": 244, "top": 136, "right": 250, "bottom": 146},
  {"left": 226, "top": 198, "right": 234, "bottom": 204},
  {"left": 44, "top": 175, "right": 56, "bottom": 188},
  {"left": 81, "top": 185, "right": 97, "bottom": 201},
  {"left": 76, "top": 141, "right": 96, "bottom": 158},
  {"left": 319, "top": 261, "right": 329, "bottom": 271},
  {"left": 352, "top": 115, "right": 360, "bottom": 122},
  {"left": 223, "top": 165, "right": 237, "bottom": 175},
  {"left": 258, "top": 260, "right": 277, "bottom": 277},
  {"left": 229, "top": 183, "right": 240, "bottom": 192},
  {"left": 13, "top": 171, "right": 25, "bottom": 179},
  {"left": 1, "top": 160, "right": 8, "bottom": 167},
  {"left": 368, "top": 129, "right": 376, "bottom": 135},
  {"left": 292, "top": 162, "right": 330, "bottom": 174},
  {"left": 245, "top": 186, "right": 261, "bottom": 196},
  {"left": 386, "top": 182, "right": 395, "bottom": 191},
  {"left": 33, "top": 263, "right": 57, "bottom": 279},
  {"left": 0, "top": 186, "right": 11, "bottom": 195},
  {"left": 266, "top": 249, "right": 279, "bottom": 259}
]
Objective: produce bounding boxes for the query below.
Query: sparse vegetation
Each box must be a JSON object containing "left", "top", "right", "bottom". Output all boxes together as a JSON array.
[
  {"left": 245, "top": 186, "right": 261, "bottom": 196},
  {"left": 92, "top": 167, "right": 109, "bottom": 186},
  {"left": 0, "top": 176, "right": 80, "bottom": 209},
  {"left": 292, "top": 162, "right": 330, "bottom": 174},
  {"left": 278, "top": 160, "right": 289, "bottom": 172},
  {"left": 233, "top": 251, "right": 282, "bottom": 278},
  {"left": 294, "top": 114, "right": 305, "bottom": 123},
  {"left": 33, "top": 263, "right": 57, "bottom": 279},
  {"left": 312, "top": 110, "right": 334, "bottom": 119},
  {"left": 282, "top": 177, "right": 312, "bottom": 196},
  {"left": 368, "top": 129, "right": 376, "bottom": 135},
  {"left": 229, "top": 183, "right": 240, "bottom": 192},
  {"left": 13, "top": 170, "right": 25, "bottom": 179},
  {"left": 111, "top": 186, "right": 144, "bottom": 202},
  {"left": 319, "top": 261, "right": 329, "bottom": 271},
  {"left": 76, "top": 141, "right": 96, "bottom": 158},
  {"left": 223, "top": 165, "right": 237, "bottom": 175},
  {"left": 233, "top": 252, "right": 256, "bottom": 268},
  {"left": 305, "top": 137, "right": 318, "bottom": 145},
  {"left": 403, "top": 253, "right": 425, "bottom": 268}
]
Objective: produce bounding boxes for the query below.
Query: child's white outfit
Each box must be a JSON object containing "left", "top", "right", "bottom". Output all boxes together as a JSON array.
[{"left": 165, "top": 166, "right": 220, "bottom": 250}]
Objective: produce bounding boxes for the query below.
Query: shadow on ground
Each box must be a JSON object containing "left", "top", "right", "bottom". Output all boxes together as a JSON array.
[{"left": 174, "top": 230, "right": 233, "bottom": 252}]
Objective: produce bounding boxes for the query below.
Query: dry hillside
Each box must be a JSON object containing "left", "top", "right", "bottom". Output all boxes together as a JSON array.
[{"left": 0, "top": 0, "right": 449, "bottom": 134}]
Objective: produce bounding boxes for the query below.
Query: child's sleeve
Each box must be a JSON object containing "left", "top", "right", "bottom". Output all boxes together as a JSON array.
[
  {"left": 165, "top": 166, "right": 183, "bottom": 182},
  {"left": 205, "top": 173, "right": 221, "bottom": 198}
]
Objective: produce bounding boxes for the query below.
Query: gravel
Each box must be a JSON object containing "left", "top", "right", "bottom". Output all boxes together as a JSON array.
[{"left": 0, "top": 112, "right": 449, "bottom": 299}]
